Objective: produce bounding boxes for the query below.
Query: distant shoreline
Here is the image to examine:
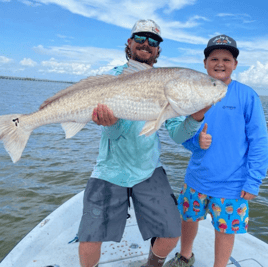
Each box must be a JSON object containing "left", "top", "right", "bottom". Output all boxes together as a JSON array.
[{"left": 0, "top": 75, "right": 75, "bottom": 84}]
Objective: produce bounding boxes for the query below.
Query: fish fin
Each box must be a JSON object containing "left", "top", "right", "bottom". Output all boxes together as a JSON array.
[
  {"left": 165, "top": 79, "right": 195, "bottom": 115},
  {"left": 122, "top": 59, "right": 152, "bottom": 75},
  {"left": 0, "top": 114, "right": 32, "bottom": 163},
  {"left": 40, "top": 83, "right": 81, "bottom": 110},
  {"left": 39, "top": 61, "right": 150, "bottom": 110},
  {"left": 61, "top": 122, "right": 87, "bottom": 139},
  {"left": 40, "top": 75, "right": 117, "bottom": 110},
  {"left": 139, "top": 102, "right": 178, "bottom": 136},
  {"left": 139, "top": 120, "right": 158, "bottom": 136}
]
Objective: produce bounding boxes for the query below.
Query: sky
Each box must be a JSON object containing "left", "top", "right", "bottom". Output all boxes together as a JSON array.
[{"left": 0, "top": 0, "right": 268, "bottom": 96}]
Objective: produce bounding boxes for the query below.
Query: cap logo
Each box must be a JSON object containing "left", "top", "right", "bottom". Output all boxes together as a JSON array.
[
  {"left": 213, "top": 36, "right": 232, "bottom": 45},
  {"left": 153, "top": 27, "right": 160, "bottom": 34}
]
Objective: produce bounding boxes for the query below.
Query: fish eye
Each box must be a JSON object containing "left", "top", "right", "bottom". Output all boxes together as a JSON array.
[{"left": 213, "top": 82, "right": 216, "bottom": 86}]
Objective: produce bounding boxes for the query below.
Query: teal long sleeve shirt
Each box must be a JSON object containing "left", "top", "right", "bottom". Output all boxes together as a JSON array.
[{"left": 91, "top": 64, "right": 203, "bottom": 187}]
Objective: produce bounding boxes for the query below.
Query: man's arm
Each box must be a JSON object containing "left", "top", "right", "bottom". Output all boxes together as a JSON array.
[
  {"left": 92, "top": 104, "right": 133, "bottom": 140},
  {"left": 165, "top": 106, "right": 210, "bottom": 145},
  {"left": 92, "top": 104, "right": 118, "bottom": 126}
]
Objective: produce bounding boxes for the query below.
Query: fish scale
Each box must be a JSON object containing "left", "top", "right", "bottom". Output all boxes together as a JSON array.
[{"left": 0, "top": 59, "right": 227, "bottom": 163}]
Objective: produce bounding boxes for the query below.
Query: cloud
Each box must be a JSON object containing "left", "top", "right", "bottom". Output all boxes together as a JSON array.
[
  {"left": 34, "top": 0, "right": 198, "bottom": 20},
  {"left": 56, "top": 34, "right": 74, "bottom": 43},
  {"left": 238, "top": 39, "right": 268, "bottom": 51},
  {"left": 11, "top": 0, "right": 265, "bottom": 48},
  {"left": 0, "top": 56, "right": 13, "bottom": 64},
  {"left": 162, "top": 15, "right": 209, "bottom": 29},
  {"left": 0, "top": 56, "right": 26, "bottom": 76},
  {"left": 19, "top": 0, "right": 41, "bottom": 6},
  {"left": 90, "top": 59, "right": 127, "bottom": 75},
  {"left": 20, "top": 58, "right": 37, "bottom": 67},
  {"left": 217, "top": 13, "right": 255, "bottom": 24},
  {"left": 163, "top": 0, "right": 197, "bottom": 14},
  {"left": 57, "top": 34, "right": 74, "bottom": 40},
  {"left": 40, "top": 58, "right": 91, "bottom": 75},
  {"left": 158, "top": 47, "right": 204, "bottom": 67},
  {"left": 237, "top": 51, "right": 268, "bottom": 68},
  {"left": 33, "top": 44, "right": 125, "bottom": 65},
  {"left": 39, "top": 57, "right": 125, "bottom": 76},
  {"left": 22, "top": 0, "right": 208, "bottom": 44},
  {"left": 238, "top": 61, "right": 268, "bottom": 89}
]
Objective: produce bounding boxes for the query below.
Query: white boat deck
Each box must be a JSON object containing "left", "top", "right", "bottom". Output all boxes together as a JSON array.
[{"left": 1, "top": 191, "right": 267, "bottom": 267}]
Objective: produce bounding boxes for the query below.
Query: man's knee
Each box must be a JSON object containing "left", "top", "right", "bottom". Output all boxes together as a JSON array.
[
  {"left": 79, "top": 241, "right": 102, "bottom": 252},
  {"left": 79, "top": 242, "right": 102, "bottom": 267},
  {"left": 153, "top": 236, "right": 179, "bottom": 253},
  {"left": 158, "top": 237, "right": 179, "bottom": 248}
]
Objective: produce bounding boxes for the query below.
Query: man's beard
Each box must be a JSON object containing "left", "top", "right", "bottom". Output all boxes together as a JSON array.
[
  {"left": 131, "top": 45, "right": 155, "bottom": 66},
  {"left": 132, "top": 54, "right": 154, "bottom": 65}
]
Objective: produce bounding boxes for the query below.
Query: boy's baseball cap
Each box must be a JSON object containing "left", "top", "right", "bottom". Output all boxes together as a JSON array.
[
  {"left": 131, "top": 19, "right": 163, "bottom": 42},
  {"left": 204, "top": 34, "right": 239, "bottom": 58}
]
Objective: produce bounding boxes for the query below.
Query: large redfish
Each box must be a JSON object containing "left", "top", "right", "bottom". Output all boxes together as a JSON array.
[{"left": 0, "top": 60, "right": 227, "bottom": 163}]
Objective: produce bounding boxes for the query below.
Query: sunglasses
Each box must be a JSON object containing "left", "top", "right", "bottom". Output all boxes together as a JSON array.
[{"left": 133, "top": 34, "right": 160, "bottom": 47}]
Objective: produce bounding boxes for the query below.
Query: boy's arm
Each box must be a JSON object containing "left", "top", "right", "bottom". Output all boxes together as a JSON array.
[{"left": 242, "top": 94, "right": 268, "bottom": 197}]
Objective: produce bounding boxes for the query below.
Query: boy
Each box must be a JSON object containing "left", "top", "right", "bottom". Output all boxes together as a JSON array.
[{"left": 164, "top": 35, "right": 268, "bottom": 267}]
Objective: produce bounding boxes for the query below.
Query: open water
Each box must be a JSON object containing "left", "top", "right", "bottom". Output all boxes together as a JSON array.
[{"left": 0, "top": 79, "right": 267, "bottom": 261}]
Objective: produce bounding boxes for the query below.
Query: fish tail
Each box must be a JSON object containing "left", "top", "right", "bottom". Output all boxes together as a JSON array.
[{"left": 0, "top": 114, "right": 32, "bottom": 163}]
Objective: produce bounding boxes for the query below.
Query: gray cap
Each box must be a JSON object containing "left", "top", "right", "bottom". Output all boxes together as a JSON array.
[
  {"left": 204, "top": 34, "right": 239, "bottom": 58},
  {"left": 131, "top": 19, "right": 163, "bottom": 42}
]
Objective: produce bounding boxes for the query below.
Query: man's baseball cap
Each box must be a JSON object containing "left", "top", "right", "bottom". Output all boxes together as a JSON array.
[
  {"left": 204, "top": 34, "right": 239, "bottom": 58},
  {"left": 131, "top": 19, "right": 163, "bottom": 42}
]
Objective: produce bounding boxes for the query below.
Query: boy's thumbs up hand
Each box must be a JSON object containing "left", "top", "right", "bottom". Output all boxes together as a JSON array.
[
  {"left": 199, "top": 123, "right": 212, "bottom": 150},
  {"left": 202, "top": 123, "right": 208, "bottom": 133}
]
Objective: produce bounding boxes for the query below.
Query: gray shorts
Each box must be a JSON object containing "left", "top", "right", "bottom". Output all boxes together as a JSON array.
[{"left": 78, "top": 167, "right": 181, "bottom": 242}]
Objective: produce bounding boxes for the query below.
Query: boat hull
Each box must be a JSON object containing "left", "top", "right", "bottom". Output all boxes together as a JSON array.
[{"left": 1, "top": 191, "right": 267, "bottom": 267}]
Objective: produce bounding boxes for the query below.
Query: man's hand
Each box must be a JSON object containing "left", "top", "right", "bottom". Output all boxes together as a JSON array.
[
  {"left": 191, "top": 105, "right": 211, "bottom": 122},
  {"left": 240, "top": 190, "right": 257, "bottom": 200},
  {"left": 92, "top": 104, "right": 118, "bottom": 126},
  {"left": 199, "top": 123, "right": 212, "bottom": 150}
]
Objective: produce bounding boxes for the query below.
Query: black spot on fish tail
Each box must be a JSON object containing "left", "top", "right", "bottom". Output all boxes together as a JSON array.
[{"left": 12, "top": 118, "right": 19, "bottom": 127}]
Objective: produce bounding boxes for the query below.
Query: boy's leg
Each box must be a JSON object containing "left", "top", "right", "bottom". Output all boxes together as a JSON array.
[
  {"left": 164, "top": 184, "right": 209, "bottom": 267},
  {"left": 208, "top": 197, "right": 249, "bottom": 267},
  {"left": 214, "top": 231, "right": 235, "bottom": 267},
  {"left": 79, "top": 242, "right": 102, "bottom": 267}
]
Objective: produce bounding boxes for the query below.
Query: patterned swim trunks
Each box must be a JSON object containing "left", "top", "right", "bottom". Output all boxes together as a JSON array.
[{"left": 178, "top": 183, "right": 249, "bottom": 234}]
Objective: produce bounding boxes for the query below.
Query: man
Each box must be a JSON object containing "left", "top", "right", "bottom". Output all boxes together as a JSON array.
[{"left": 78, "top": 19, "right": 208, "bottom": 267}]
